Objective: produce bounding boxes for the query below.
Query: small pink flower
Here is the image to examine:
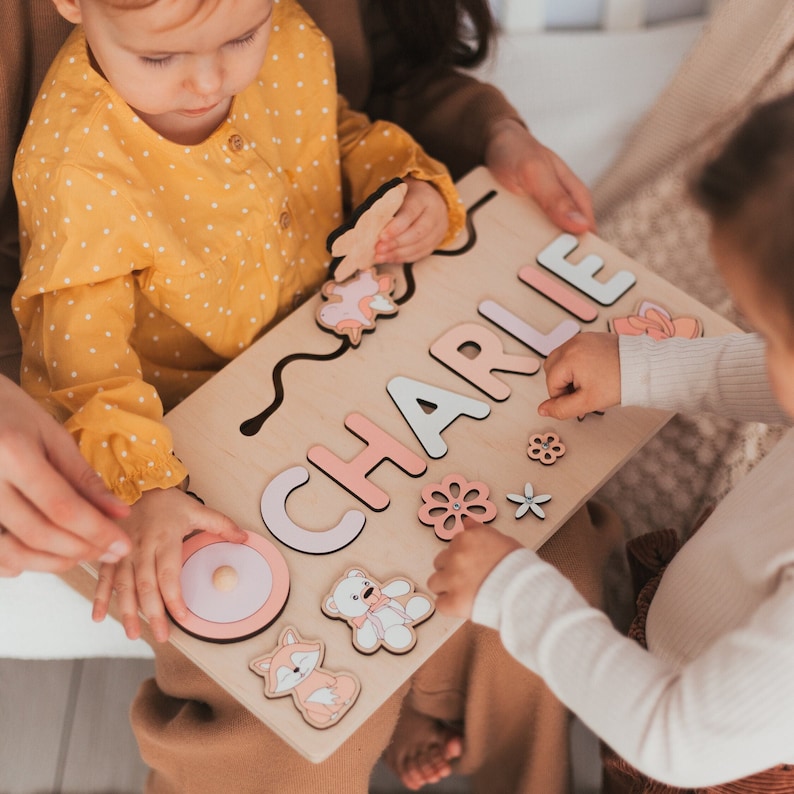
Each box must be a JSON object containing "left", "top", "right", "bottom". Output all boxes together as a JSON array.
[
  {"left": 527, "top": 432, "right": 565, "bottom": 465},
  {"left": 418, "top": 473, "right": 497, "bottom": 541}
]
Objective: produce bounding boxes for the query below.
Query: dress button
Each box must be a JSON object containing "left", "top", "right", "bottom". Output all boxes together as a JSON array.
[
  {"left": 228, "top": 134, "right": 244, "bottom": 151},
  {"left": 279, "top": 212, "right": 291, "bottom": 229}
]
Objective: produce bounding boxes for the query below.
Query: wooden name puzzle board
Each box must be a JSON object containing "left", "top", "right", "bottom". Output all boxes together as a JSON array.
[{"left": 67, "top": 167, "right": 738, "bottom": 762}]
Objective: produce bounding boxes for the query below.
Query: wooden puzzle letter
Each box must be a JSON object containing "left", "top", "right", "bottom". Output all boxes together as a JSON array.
[
  {"left": 260, "top": 466, "right": 365, "bottom": 554},
  {"left": 536, "top": 233, "right": 636, "bottom": 306},
  {"left": 308, "top": 414, "right": 427, "bottom": 512},
  {"left": 478, "top": 300, "right": 580, "bottom": 357},
  {"left": 517, "top": 265, "right": 598, "bottom": 322},
  {"left": 429, "top": 323, "right": 540, "bottom": 401},
  {"left": 386, "top": 376, "right": 490, "bottom": 459}
]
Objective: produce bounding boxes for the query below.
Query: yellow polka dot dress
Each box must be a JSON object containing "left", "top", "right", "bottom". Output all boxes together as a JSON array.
[{"left": 12, "top": 0, "right": 465, "bottom": 503}]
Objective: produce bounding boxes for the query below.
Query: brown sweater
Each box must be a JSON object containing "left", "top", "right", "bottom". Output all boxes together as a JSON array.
[{"left": 0, "top": 0, "right": 71, "bottom": 292}]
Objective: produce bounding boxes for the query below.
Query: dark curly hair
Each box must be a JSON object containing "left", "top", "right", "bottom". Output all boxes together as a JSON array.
[{"left": 373, "top": 0, "right": 495, "bottom": 91}]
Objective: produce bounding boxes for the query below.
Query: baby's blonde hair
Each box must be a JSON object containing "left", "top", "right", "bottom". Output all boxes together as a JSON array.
[{"left": 92, "top": 0, "right": 221, "bottom": 26}]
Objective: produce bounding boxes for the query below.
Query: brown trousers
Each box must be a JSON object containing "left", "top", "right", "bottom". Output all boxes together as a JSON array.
[{"left": 131, "top": 502, "right": 621, "bottom": 794}]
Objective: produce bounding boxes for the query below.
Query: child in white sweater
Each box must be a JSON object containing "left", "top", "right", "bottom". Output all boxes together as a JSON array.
[{"left": 428, "top": 91, "right": 794, "bottom": 791}]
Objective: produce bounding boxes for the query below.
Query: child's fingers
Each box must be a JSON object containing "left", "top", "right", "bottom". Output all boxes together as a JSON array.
[
  {"left": 155, "top": 542, "right": 188, "bottom": 629},
  {"left": 427, "top": 551, "right": 454, "bottom": 601},
  {"left": 427, "top": 576, "right": 468, "bottom": 620},
  {"left": 541, "top": 346, "right": 577, "bottom": 399},
  {"left": 132, "top": 549, "right": 171, "bottom": 643},
  {"left": 376, "top": 211, "right": 426, "bottom": 259},
  {"left": 92, "top": 562, "right": 116, "bottom": 622},
  {"left": 376, "top": 238, "right": 432, "bottom": 266},
  {"left": 379, "top": 188, "right": 425, "bottom": 240},
  {"left": 375, "top": 215, "right": 442, "bottom": 264},
  {"left": 538, "top": 391, "right": 594, "bottom": 421},
  {"left": 375, "top": 180, "right": 448, "bottom": 264},
  {"left": 111, "top": 558, "right": 144, "bottom": 640},
  {"left": 196, "top": 505, "right": 246, "bottom": 543}
]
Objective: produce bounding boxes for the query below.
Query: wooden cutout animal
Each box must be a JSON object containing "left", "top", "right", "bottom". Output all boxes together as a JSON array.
[
  {"left": 322, "top": 568, "right": 434, "bottom": 654},
  {"left": 316, "top": 267, "right": 398, "bottom": 346},
  {"left": 327, "top": 177, "right": 408, "bottom": 282},
  {"left": 249, "top": 626, "right": 360, "bottom": 729}
]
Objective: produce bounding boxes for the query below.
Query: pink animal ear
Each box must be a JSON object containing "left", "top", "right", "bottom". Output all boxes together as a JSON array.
[{"left": 327, "top": 178, "right": 408, "bottom": 282}]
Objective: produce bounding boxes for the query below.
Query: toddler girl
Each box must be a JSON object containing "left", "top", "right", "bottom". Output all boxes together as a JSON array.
[
  {"left": 13, "top": 0, "right": 463, "bottom": 645},
  {"left": 430, "top": 90, "right": 794, "bottom": 791}
]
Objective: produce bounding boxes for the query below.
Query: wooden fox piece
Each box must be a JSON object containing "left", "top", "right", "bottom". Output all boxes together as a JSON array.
[{"left": 249, "top": 626, "right": 360, "bottom": 729}]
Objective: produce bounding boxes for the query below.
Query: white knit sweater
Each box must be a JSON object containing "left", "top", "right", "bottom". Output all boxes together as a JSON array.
[{"left": 472, "top": 333, "right": 794, "bottom": 787}]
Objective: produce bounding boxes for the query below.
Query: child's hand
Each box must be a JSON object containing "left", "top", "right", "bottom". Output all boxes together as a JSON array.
[
  {"left": 92, "top": 487, "right": 246, "bottom": 643},
  {"left": 428, "top": 519, "right": 522, "bottom": 620},
  {"left": 538, "top": 332, "right": 621, "bottom": 420},
  {"left": 374, "top": 177, "right": 449, "bottom": 264}
]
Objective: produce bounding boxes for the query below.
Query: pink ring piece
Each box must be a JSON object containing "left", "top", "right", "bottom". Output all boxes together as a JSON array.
[{"left": 174, "top": 530, "right": 290, "bottom": 643}]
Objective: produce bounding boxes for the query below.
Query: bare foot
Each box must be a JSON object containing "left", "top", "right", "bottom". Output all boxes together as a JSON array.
[{"left": 384, "top": 704, "right": 463, "bottom": 791}]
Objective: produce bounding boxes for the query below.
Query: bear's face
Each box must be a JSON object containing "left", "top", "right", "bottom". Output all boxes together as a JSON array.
[{"left": 325, "top": 571, "right": 382, "bottom": 618}]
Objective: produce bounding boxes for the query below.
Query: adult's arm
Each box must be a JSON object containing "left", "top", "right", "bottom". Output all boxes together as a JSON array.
[{"left": 302, "top": 0, "right": 594, "bottom": 231}]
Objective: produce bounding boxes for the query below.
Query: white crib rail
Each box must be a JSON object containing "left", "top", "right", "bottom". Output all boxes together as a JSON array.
[{"left": 494, "top": 0, "right": 713, "bottom": 33}]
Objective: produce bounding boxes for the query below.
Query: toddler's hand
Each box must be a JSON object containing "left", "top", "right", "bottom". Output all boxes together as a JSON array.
[
  {"left": 428, "top": 519, "right": 522, "bottom": 620},
  {"left": 374, "top": 177, "right": 449, "bottom": 264},
  {"left": 92, "top": 487, "right": 246, "bottom": 643},
  {"left": 538, "top": 332, "right": 621, "bottom": 420}
]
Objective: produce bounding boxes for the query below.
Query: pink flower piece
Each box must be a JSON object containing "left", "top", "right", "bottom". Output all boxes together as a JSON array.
[
  {"left": 418, "top": 473, "right": 497, "bottom": 541},
  {"left": 527, "top": 432, "right": 565, "bottom": 465},
  {"left": 610, "top": 301, "right": 703, "bottom": 340}
]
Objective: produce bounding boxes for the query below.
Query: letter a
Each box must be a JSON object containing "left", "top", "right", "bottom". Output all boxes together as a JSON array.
[{"left": 386, "top": 376, "right": 490, "bottom": 459}]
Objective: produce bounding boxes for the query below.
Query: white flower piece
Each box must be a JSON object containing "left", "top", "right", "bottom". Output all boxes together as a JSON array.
[{"left": 507, "top": 482, "right": 551, "bottom": 520}]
